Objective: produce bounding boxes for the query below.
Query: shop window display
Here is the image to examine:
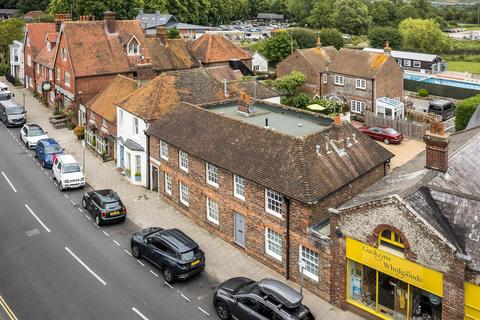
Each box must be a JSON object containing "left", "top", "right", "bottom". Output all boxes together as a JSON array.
[{"left": 349, "top": 261, "right": 376, "bottom": 310}]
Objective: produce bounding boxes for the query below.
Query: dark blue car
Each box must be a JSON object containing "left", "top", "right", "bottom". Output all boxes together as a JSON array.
[{"left": 35, "top": 138, "right": 63, "bottom": 168}]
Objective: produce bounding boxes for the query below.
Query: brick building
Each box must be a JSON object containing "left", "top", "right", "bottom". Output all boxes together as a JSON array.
[
  {"left": 325, "top": 122, "right": 480, "bottom": 319},
  {"left": 33, "top": 31, "right": 58, "bottom": 107},
  {"left": 146, "top": 100, "right": 393, "bottom": 301}
]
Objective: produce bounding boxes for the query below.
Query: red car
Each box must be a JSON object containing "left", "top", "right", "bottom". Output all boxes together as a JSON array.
[{"left": 358, "top": 126, "right": 403, "bottom": 144}]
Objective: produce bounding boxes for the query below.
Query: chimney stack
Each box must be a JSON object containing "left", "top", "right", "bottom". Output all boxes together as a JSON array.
[
  {"left": 423, "top": 121, "right": 449, "bottom": 172},
  {"left": 333, "top": 114, "right": 341, "bottom": 126},
  {"left": 156, "top": 26, "right": 168, "bottom": 45},
  {"left": 316, "top": 36, "right": 322, "bottom": 48},
  {"left": 238, "top": 91, "right": 253, "bottom": 114},
  {"left": 55, "top": 13, "right": 71, "bottom": 32},
  {"left": 384, "top": 41, "right": 392, "bottom": 55},
  {"left": 104, "top": 11, "right": 116, "bottom": 33}
]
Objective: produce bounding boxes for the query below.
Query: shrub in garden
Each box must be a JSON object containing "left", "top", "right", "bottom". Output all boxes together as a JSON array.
[
  {"left": 418, "top": 89, "right": 429, "bottom": 97},
  {"left": 455, "top": 94, "right": 480, "bottom": 131}
]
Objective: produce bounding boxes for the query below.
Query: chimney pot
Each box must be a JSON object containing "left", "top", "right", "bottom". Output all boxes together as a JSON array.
[
  {"left": 334, "top": 114, "right": 341, "bottom": 125},
  {"left": 156, "top": 26, "right": 168, "bottom": 45},
  {"left": 424, "top": 121, "right": 449, "bottom": 172},
  {"left": 104, "top": 11, "right": 116, "bottom": 33},
  {"left": 384, "top": 41, "right": 392, "bottom": 55},
  {"left": 316, "top": 36, "right": 322, "bottom": 48}
]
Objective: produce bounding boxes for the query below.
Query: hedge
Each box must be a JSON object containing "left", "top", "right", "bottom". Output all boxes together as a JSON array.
[{"left": 455, "top": 94, "right": 480, "bottom": 131}]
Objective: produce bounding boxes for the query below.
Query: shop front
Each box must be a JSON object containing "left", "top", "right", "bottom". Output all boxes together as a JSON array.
[{"left": 346, "top": 237, "right": 443, "bottom": 320}]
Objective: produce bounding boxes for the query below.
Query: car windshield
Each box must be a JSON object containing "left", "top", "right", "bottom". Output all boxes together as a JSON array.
[
  {"left": 63, "top": 163, "right": 80, "bottom": 173},
  {"left": 104, "top": 201, "right": 121, "bottom": 209},
  {"left": 300, "top": 311, "right": 316, "bottom": 320},
  {"left": 180, "top": 249, "right": 197, "bottom": 261},
  {"left": 384, "top": 128, "right": 399, "bottom": 135},
  {"left": 0, "top": 93, "right": 13, "bottom": 101},
  {"left": 6, "top": 106, "right": 25, "bottom": 115},
  {"left": 29, "top": 127, "right": 45, "bottom": 136},
  {"left": 45, "top": 145, "right": 62, "bottom": 154}
]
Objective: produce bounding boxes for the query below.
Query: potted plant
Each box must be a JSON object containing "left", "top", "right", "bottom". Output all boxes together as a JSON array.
[
  {"left": 134, "top": 171, "right": 141, "bottom": 181},
  {"left": 74, "top": 125, "right": 85, "bottom": 139},
  {"left": 125, "top": 168, "right": 131, "bottom": 177},
  {"left": 100, "top": 150, "right": 106, "bottom": 161}
]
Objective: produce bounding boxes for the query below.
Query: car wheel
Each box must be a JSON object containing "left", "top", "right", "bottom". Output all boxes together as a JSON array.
[
  {"left": 82, "top": 199, "right": 87, "bottom": 209},
  {"left": 59, "top": 182, "right": 64, "bottom": 191},
  {"left": 42, "top": 160, "right": 46, "bottom": 167},
  {"left": 215, "top": 301, "right": 231, "bottom": 320},
  {"left": 51, "top": 171, "right": 55, "bottom": 180},
  {"left": 132, "top": 245, "right": 141, "bottom": 258},
  {"left": 384, "top": 139, "right": 390, "bottom": 145},
  {"left": 163, "top": 267, "right": 174, "bottom": 283},
  {"left": 95, "top": 215, "right": 102, "bottom": 226}
]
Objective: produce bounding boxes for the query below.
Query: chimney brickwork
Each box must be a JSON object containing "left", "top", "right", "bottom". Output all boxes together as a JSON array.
[
  {"left": 238, "top": 91, "right": 252, "bottom": 114},
  {"left": 104, "top": 11, "right": 116, "bottom": 33},
  {"left": 424, "top": 121, "right": 449, "bottom": 172},
  {"left": 156, "top": 26, "right": 168, "bottom": 45}
]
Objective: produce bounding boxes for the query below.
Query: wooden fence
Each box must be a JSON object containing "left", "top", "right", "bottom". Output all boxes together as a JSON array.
[{"left": 364, "top": 111, "right": 429, "bottom": 140}]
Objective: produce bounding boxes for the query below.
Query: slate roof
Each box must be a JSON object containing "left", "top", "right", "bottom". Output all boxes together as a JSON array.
[
  {"left": 363, "top": 48, "right": 441, "bottom": 62},
  {"left": 257, "top": 13, "right": 284, "bottom": 20},
  {"left": 278, "top": 47, "right": 338, "bottom": 74},
  {"left": 227, "top": 80, "right": 280, "bottom": 100},
  {"left": 145, "top": 38, "right": 199, "bottom": 72},
  {"left": 340, "top": 125, "right": 480, "bottom": 271},
  {"left": 25, "top": 23, "right": 56, "bottom": 56},
  {"left": 34, "top": 32, "right": 57, "bottom": 68},
  {"left": 466, "top": 105, "right": 480, "bottom": 130},
  {"left": 189, "top": 34, "right": 252, "bottom": 64},
  {"left": 119, "top": 137, "right": 144, "bottom": 151},
  {"left": 327, "top": 48, "right": 398, "bottom": 79},
  {"left": 60, "top": 20, "right": 151, "bottom": 77},
  {"left": 147, "top": 103, "right": 393, "bottom": 203},
  {"left": 87, "top": 75, "right": 138, "bottom": 124},
  {"left": 117, "top": 69, "right": 230, "bottom": 121},
  {"left": 137, "top": 12, "right": 177, "bottom": 29},
  {"left": 205, "top": 66, "right": 243, "bottom": 82}
]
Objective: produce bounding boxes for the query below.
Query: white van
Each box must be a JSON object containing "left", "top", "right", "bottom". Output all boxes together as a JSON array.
[{"left": 52, "top": 154, "right": 85, "bottom": 191}]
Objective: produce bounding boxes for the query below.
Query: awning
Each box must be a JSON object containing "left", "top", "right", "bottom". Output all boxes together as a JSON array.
[{"left": 118, "top": 137, "right": 144, "bottom": 152}]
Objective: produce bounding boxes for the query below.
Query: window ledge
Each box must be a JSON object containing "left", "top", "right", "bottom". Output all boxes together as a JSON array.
[
  {"left": 265, "top": 209, "right": 283, "bottom": 219},
  {"left": 207, "top": 181, "right": 219, "bottom": 188},
  {"left": 266, "top": 251, "right": 282, "bottom": 262},
  {"left": 207, "top": 217, "right": 219, "bottom": 225}
]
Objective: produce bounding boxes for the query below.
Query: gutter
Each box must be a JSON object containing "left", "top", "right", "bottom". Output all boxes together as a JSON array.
[
  {"left": 145, "top": 129, "right": 151, "bottom": 190},
  {"left": 285, "top": 197, "right": 291, "bottom": 280}
]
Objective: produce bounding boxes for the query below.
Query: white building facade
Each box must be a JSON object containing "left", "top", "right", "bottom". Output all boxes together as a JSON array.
[
  {"left": 252, "top": 52, "right": 268, "bottom": 72},
  {"left": 9, "top": 40, "right": 24, "bottom": 84},
  {"left": 116, "top": 106, "right": 148, "bottom": 187}
]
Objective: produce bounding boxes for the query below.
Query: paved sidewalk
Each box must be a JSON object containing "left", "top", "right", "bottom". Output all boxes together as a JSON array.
[{"left": 9, "top": 83, "right": 363, "bottom": 320}]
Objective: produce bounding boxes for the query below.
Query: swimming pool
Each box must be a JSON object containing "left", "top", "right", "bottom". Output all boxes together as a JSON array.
[{"left": 404, "top": 73, "right": 480, "bottom": 91}]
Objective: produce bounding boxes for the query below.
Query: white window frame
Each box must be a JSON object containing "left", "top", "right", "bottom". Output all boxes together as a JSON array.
[
  {"left": 179, "top": 150, "right": 188, "bottom": 172},
  {"left": 102, "top": 118, "right": 107, "bottom": 129},
  {"left": 350, "top": 100, "right": 366, "bottom": 114},
  {"left": 160, "top": 140, "right": 169, "bottom": 161},
  {"left": 127, "top": 37, "right": 140, "bottom": 56},
  {"left": 396, "top": 59, "right": 402, "bottom": 65},
  {"left": 49, "top": 69, "right": 53, "bottom": 80},
  {"left": 233, "top": 174, "right": 245, "bottom": 200},
  {"left": 206, "top": 162, "right": 219, "bottom": 187},
  {"left": 56, "top": 67, "right": 61, "bottom": 80},
  {"left": 119, "top": 109, "right": 124, "bottom": 128},
  {"left": 36, "top": 63, "right": 39, "bottom": 74},
  {"left": 265, "top": 228, "right": 282, "bottom": 261},
  {"left": 355, "top": 78, "right": 366, "bottom": 90},
  {"left": 413, "top": 61, "right": 421, "bottom": 68},
  {"left": 334, "top": 75, "right": 344, "bottom": 86},
  {"left": 206, "top": 197, "right": 219, "bottom": 225},
  {"left": 403, "top": 60, "right": 411, "bottom": 67},
  {"left": 322, "top": 74, "right": 327, "bottom": 84},
  {"left": 164, "top": 172, "right": 172, "bottom": 195},
  {"left": 179, "top": 181, "right": 189, "bottom": 206},
  {"left": 61, "top": 47, "right": 67, "bottom": 61},
  {"left": 27, "top": 55, "right": 32, "bottom": 67},
  {"left": 299, "top": 246, "right": 320, "bottom": 282},
  {"left": 133, "top": 117, "right": 139, "bottom": 135},
  {"left": 265, "top": 189, "right": 282, "bottom": 218},
  {"left": 135, "top": 155, "right": 141, "bottom": 176},
  {"left": 64, "top": 71, "right": 70, "bottom": 88}
]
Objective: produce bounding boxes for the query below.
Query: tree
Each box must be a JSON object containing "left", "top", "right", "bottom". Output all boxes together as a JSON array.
[
  {"left": 167, "top": 27, "right": 181, "bottom": 38},
  {"left": 288, "top": 0, "right": 313, "bottom": 25},
  {"left": 143, "top": 0, "right": 169, "bottom": 12},
  {"left": 397, "top": 4, "right": 420, "bottom": 22},
  {"left": 334, "top": 0, "right": 370, "bottom": 35},
  {"left": 17, "top": 0, "right": 50, "bottom": 13},
  {"left": 370, "top": 0, "right": 396, "bottom": 27},
  {"left": 319, "top": 28, "right": 344, "bottom": 49},
  {"left": 48, "top": 0, "right": 141, "bottom": 20},
  {"left": 455, "top": 94, "right": 480, "bottom": 131},
  {"left": 0, "top": 18, "right": 24, "bottom": 64},
  {"left": 368, "top": 26, "right": 402, "bottom": 49},
  {"left": 274, "top": 71, "right": 306, "bottom": 96},
  {"left": 399, "top": 18, "right": 451, "bottom": 53},
  {"left": 306, "top": 0, "right": 335, "bottom": 29},
  {"left": 258, "top": 31, "right": 298, "bottom": 66},
  {"left": 287, "top": 28, "right": 317, "bottom": 49}
]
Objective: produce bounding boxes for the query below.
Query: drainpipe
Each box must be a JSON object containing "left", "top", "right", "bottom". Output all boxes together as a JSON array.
[
  {"left": 145, "top": 129, "right": 150, "bottom": 190},
  {"left": 285, "top": 196, "right": 291, "bottom": 280}
]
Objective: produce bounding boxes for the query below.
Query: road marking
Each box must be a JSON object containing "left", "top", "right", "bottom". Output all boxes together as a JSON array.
[
  {"left": 95, "top": 225, "right": 100, "bottom": 229},
  {"left": 0, "top": 295, "right": 18, "bottom": 320},
  {"left": 85, "top": 215, "right": 91, "bottom": 221},
  {"left": 70, "top": 200, "right": 76, "bottom": 206},
  {"left": 25, "top": 204, "right": 51, "bottom": 233},
  {"left": 1, "top": 172, "right": 17, "bottom": 193},
  {"left": 124, "top": 249, "right": 132, "bottom": 256},
  {"left": 44, "top": 171, "right": 48, "bottom": 176},
  {"left": 78, "top": 208, "right": 83, "bottom": 213},
  {"left": 64, "top": 247, "right": 107, "bottom": 286},
  {"left": 36, "top": 162, "right": 41, "bottom": 167},
  {"left": 150, "top": 270, "right": 158, "bottom": 277},
  {"left": 180, "top": 294, "right": 191, "bottom": 302},
  {"left": 136, "top": 259, "right": 145, "bottom": 267},
  {"left": 164, "top": 281, "right": 173, "bottom": 289},
  {"left": 49, "top": 177, "right": 53, "bottom": 181},
  {"left": 102, "top": 231, "right": 110, "bottom": 237},
  {"left": 64, "top": 194, "right": 69, "bottom": 199},
  {"left": 198, "top": 307, "right": 210, "bottom": 316},
  {"left": 131, "top": 307, "right": 149, "bottom": 320},
  {"left": 113, "top": 240, "right": 121, "bottom": 246}
]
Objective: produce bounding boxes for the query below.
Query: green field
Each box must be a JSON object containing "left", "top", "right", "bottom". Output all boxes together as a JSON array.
[
  {"left": 458, "top": 24, "right": 480, "bottom": 31},
  {"left": 448, "top": 61, "right": 480, "bottom": 74}
]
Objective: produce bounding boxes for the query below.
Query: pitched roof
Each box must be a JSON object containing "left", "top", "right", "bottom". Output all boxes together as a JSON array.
[
  {"left": 327, "top": 48, "right": 396, "bottom": 79},
  {"left": 147, "top": 103, "right": 393, "bottom": 203},
  {"left": 145, "top": 38, "right": 199, "bottom": 72},
  {"left": 466, "top": 104, "right": 480, "bottom": 130},
  {"left": 205, "top": 66, "right": 243, "bottom": 82},
  {"left": 227, "top": 80, "right": 280, "bottom": 99},
  {"left": 278, "top": 47, "right": 338, "bottom": 73},
  {"left": 87, "top": 75, "right": 138, "bottom": 124},
  {"left": 24, "top": 10, "right": 44, "bottom": 19},
  {"left": 25, "top": 23, "right": 56, "bottom": 56},
  {"left": 190, "top": 34, "right": 252, "bottom": 64},
  {"left": 34, "top": 32, "right": 57, "bottom": 68},
  {"left": 137, "top": 12, "right": 177, "bottom": 29},
  {"left": 363, "top": 48, "right": 440, "bottom": 62},
  {"left": 61, "top": 20, "right": 151, "bottom": 77},
  {"left": 117, "top": 69, "right": 230, "bottom": 121},
  {"left": 257, "top": 13, "right": 284, "bottom": 20}
]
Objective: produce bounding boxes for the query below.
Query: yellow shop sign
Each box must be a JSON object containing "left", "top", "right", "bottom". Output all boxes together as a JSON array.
[{"left": 346, "top": 237, "right": 443, "bottom": 297}]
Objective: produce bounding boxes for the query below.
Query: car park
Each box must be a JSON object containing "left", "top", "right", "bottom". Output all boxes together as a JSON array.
[
  {"left": 51, "top": 154, "right": 85, "bottom": 191},
  {"left": 82, "top": 189, "right": 126, "bottom": 226},
  {"left": 358, "top": 126, "right": 403, "bottom": 144},
  {"left": 20, "top": 124, "right": 48, "bottom": 149},
  {"left": 213, "top": 277, "right": 315, "bottom": 320},
  {"left": 0, "top": 100, "right": 26, "bottom": 127},
  {"left": 35, "top": 138, "right": 63, "bottom": 168},
  {"left": 428, "top": 99, "right": 455, "bottom": 121},
  {"left": 131, "top": 227, "right": 205, "bottom": 283}
]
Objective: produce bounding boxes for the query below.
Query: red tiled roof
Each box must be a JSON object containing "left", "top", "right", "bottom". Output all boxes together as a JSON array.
[
  {"left": 24, "top": 11, "right": 44, "bottom": 19},
  {"left": 189, "top": 34, "right": 252, "bottom": 64},
  {"left": 25, "top": 23, "right": 56, "bottom": 56},
  {"left": 61, "top": 20, "right": 151, "bottom": 77},
  {"left": 145, "top": 38, "right": 199, "bottom": 72},
  {"left": 34, "top": 32, "right": 57, "bottom": 68},
  {"left": 327, "top": 48, "right": 393, "bottom": 79}
]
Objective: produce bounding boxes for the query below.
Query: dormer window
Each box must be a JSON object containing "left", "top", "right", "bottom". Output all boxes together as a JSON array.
[
  {"left": 127, "top": 37, "right": 140, "bottom": 56},
  {"left": 47, "top": 42, "right": 51, "bottom": 51}
]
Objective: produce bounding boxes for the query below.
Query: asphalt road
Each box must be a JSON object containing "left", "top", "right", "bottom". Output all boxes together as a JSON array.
[{"left": 0, "top": 122, "right": 219, "bottom": 319}]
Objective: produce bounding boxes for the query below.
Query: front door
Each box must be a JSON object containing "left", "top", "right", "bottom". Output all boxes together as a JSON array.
[
  {"left": 234, "top": 213, "right": 245, "bottom": 247},
  {"left": 151, "top": 166, "right": 159, "bottom": 192},
  {"left": 119, "top": 144, "right": 124, "bottom": 168}
]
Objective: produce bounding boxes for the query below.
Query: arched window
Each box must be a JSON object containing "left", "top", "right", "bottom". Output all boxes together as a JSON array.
[{"left": 378, "top": 229, "right": 404, "bottom": 253}]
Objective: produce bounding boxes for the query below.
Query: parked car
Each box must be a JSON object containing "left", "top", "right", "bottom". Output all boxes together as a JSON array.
[
  {"left": 213, "top": 277, "right": 316, "bottom": 320},
  {"left": 20, "top": 124, "right": 48, "bottom": 149},
  {"left": 428, "top": 99, "right": 455, "bottom": 121},
  {"left": 51, "top": 154, "right": 85, "bottom": 191},
  {"left": 35, "top": 138, "right": 63, "bottom": 168},
  {"left": 0, "top": 100, "right": 26, "bottom": 127},
  {"left": 358, "top": 126, "right": 403, "bottom": 144},
  {"left": 0, "top": 91, "right": 14, "bottom": 101},
  {"left": 82, "top": 189, "right": 126, "bottom": 226},
  {"left": 130, "top": 227, "right": 205, "bottom": 283}
]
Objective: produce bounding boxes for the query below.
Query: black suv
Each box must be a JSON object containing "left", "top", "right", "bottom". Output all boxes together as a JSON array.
[
  {"left": 213, "top": 277, "right": 315, "bottom": 320},
  {"left": 428, "top": 99, "right": 455, "bottom": 121},
  {"left": 130, "top": 227, "right": 205, "bottom": 283},
  {"left": 82, "top": 189, "right": 126, "bottom": 226}
]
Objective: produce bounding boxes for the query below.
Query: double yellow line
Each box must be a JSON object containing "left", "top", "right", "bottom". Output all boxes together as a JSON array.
[{"left": 0, "top": 296, "right": 18, "bottom": 320}]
